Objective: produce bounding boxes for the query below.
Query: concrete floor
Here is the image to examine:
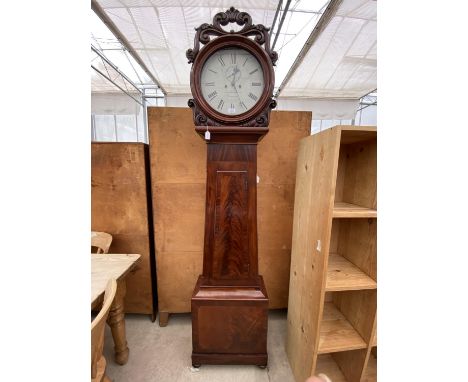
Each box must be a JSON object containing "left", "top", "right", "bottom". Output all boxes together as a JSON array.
[{"left": 103, "top": 310, "right": 296, "bottom": 382}]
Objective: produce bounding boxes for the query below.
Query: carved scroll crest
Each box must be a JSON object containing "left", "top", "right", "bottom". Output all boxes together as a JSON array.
[{"left": 186, "top": 7, "right": 278, "bottom": 66}]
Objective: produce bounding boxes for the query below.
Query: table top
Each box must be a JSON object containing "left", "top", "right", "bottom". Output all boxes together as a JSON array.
[{"left": 91, "top": 253, "right": 140, "bottom": 305}]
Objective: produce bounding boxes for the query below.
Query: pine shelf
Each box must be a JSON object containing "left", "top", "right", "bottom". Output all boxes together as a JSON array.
[
  {"left": 316, "top": 354, "right": 347, "bottom": 382},
  {"left": 326, "top": 254, "right": 377, "bottom": 292},
  {"left": 318, "top": 302, "right": 367, "bottom": 354},
  {"left": 333, "top": 202, "right": 377, "bottom": 218},
  {"left": 286, "top": 126, "right": 377, "bottom": 382}
]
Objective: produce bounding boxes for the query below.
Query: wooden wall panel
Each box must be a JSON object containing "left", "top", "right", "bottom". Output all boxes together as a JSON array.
[
  {"left": 148, "top": 107, "right": 310, "bottom": 315},
  {"left": 91, "top": 143, "right": 156, "bottom": 315}
]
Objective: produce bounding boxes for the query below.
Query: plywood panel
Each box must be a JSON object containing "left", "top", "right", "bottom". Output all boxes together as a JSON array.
[
  {"left": 149, "top": 107, "right": 310, "bottom": 315},
  {"left": 91, "top": 143, "right": 155, "bottom": 315},
  {"left": 156, "top": 251, "right": 203, "bottom": 313},
  {"left": 153, "top": 184, "right": 206, "bottom": 253}
]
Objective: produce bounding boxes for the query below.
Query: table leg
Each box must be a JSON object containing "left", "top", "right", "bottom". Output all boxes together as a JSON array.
[{"left": 107, "top": 278, "right": 129, "bottom": 365}]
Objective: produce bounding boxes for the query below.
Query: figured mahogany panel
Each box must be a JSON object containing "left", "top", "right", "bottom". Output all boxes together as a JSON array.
[
  {"left": 202, "top": 144, "right": 258, "bottom": 283},
  {"left": 213, "top": 170, "right": 249, "bottom": 279},
  {"left": 196, "top": 305, "right": 267, "bottom": 354}
]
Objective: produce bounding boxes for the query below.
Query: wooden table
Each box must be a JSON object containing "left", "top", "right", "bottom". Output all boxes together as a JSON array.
[{"left": 92, "top": 253, "right": 141, "bottom": 365}]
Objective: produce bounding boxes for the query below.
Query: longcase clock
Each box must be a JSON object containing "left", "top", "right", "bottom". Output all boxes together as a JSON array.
[{"left": 187, "top": 7, "right": 277, "bottom": 368}]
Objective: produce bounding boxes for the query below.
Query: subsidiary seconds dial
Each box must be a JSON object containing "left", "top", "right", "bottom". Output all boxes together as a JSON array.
[{"left": 200, "top": 47, "right": 265, "bottom": 116}]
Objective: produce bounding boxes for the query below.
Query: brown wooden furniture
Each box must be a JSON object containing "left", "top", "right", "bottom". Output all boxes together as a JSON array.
[
  {"left": 91, "top": 278, "right": 116, "bottom": 382},
  {"left": 92, "top": 143, "right": 157, "bottom": 318},
  {"left": 148, "top": 107, "right": 309, "bottom": 326},
  {"left": 286, "top": 126, "right": 377, "bottom": 382},
  {"left": 91, "top": 231, "right": 113, "bottom": 254},
  {"left": 186, "top": 8, "right": 278, "bottom": 367},
  {"left": 92, "top": 253, "right": 141, "bottom": 365}
]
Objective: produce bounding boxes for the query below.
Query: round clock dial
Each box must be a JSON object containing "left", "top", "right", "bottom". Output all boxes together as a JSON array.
[{"left": 200, "top": 47, "right": 265, "bottom": 116}]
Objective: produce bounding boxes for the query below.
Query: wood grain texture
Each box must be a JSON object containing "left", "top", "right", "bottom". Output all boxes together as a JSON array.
[
  {"left": 326, "top": 254, "right": 377, "bottom": 291},
  {"left": 332, "top": 349, "right": 369, "bottom": 382},
  {"left": 333, "top": 202, "right": 377, "bottom": 218},
  {"left": 91, "top": 254, "right": 140, "bottom": 305},
  {"left": 333, "top": 290, "right": 377, "bottom": 344},
  {"left": 361, "top": 352, "right": 377, "bottom": 382},
  {"left": 315, "top": 354, "right": 347, "bottom": 382},
  {"left": 286, "top": 126, "right": 377, "bottom": 382},
  {"left": 286, "top": 127, "right": 341, "bottom": 382},
  {"left": 91, "top": 279, "right": 116, "bottom": 382},
  {"left": 335, "top": 133, "right": 377, "bottom": 210},
  {"left": 91, "top": 144, "right": 156, "bottom": 315},
  {"left": 336, "top": 219, "right": 377, "bottom": 281},
  {"left": 318, "top": 302, "right": 367, "bottom": 354},
  {"left": 148, "top": 107, "right": 310, "bottom": 314}
]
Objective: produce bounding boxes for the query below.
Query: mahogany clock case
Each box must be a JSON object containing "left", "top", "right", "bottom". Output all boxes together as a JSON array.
[
  {"left": 189, "top": 34, "right": 275, "bottom": 127},
  {"left": 187, "top": 7, "right": 276, "bottom": 368}
]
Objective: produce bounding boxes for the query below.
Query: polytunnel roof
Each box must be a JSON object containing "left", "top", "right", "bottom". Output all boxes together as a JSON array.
[{"left": 92, "top": 0, "right": 376, "bottom": 99}]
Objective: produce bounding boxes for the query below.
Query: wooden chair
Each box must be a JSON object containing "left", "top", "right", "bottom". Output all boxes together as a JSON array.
[
  {"left": 91, "top": 279, "right": 117, "bottom": 382},
  {"left": 92, "top": 231, "right": 113, "bottom": 254}
]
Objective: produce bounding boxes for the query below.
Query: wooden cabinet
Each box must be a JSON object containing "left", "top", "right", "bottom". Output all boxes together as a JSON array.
[
  {"left": 91, "top": 143, "right": 157, "bottom": 317},
  {"left": 286, "top": 126, "right": 377, "bottom": 382}
]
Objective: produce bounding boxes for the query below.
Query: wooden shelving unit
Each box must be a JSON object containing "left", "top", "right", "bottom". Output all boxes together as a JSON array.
[{"left": 286, "top": 126, "right": 377, "bottom": 382}]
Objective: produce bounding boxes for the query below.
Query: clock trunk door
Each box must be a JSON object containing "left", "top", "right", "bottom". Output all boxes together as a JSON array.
[{"left": 212, "top": 169, "right": 250, "bottom": 279}]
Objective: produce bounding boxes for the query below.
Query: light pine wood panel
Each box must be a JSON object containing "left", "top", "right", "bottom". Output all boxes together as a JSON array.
[
  {"left": 148, "top": 107, "right": 310, "bottom": 314},
  {"left": 337, "top": 135, "right": 377, "bottom": 209},
  {"left": 362, "top": 352, "right": 377, "bottom": 382},
  {"left": 286, "top": 127, "right": 341, "bottom": 382},
  {"left": 91, "top": 143, "right": 156, "bottom": 315},
  {"left": 333, "top": 202, "right": 377, "bottom": 218},
  {"left": 326, "top": 254, "right": 377, "bottom": 292},
  {"left": 339, "top": 127, "right": 377, "bottom": 144},
  {"left": 332, "top": 349, "right": 369, "bottom": 382},
  {"left": 318, "top": 302, "right": 367, "bottom": 354},
  {"left": 337, "top": 219, "right": 377, "bottom": 281},
  {"left": 316, "top": 354, "right": 347, "bottom": 382},
  {"left": 333, "top": 290, "right": 377, "bottom": 344}
]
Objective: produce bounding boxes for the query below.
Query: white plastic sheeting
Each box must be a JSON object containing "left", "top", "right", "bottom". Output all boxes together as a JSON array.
[
  {"left": 94, "top": 0, "right": 333, "bottom": 94},
  {"left": 280, "top": 0, "right": 376, "bottom": 98}
]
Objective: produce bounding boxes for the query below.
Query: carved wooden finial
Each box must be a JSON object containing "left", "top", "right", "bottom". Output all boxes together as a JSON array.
[{"left": 186, "top": 7, "right": 278, "bottom": 66}]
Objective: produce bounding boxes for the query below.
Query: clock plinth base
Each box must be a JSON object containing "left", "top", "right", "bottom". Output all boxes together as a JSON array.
[{"left": 191, "top": 276, "right": 269, "bottom": 367}]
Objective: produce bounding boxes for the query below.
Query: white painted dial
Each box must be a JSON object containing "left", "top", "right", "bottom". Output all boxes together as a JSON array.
[{"left": 200, "top": 48, "right": 265, "bottom": 116}]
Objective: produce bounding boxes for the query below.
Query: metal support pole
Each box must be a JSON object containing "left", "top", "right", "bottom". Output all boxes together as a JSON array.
[
  {"left": 270, "top": 0, "right": 283, "bottom": 37},
  {"left": 91, "top": 0, "right": 167, "bottom": 95},
  {"left": 275, "top": 0, "right": 342, "bottom": 97},
  {"left": 272, "top": 0, "right": 292, "bottom": 51},
  {"left": 113, "top": 115, "right": 118, "bottom": 141},
  {"left": 142, "top": 93, "right": 148, "bottom": 144}
]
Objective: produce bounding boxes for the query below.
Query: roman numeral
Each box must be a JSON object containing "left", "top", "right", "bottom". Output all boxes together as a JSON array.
[
  {"left": 231, "top": 103, "right": 234, "bottom": 109},
  {"left": 208, "top": 91, "right": 217, "bottom": 100},
  {"left": 217, "top": 99, "right": 224, "bottom": 110},
  {"left": 208, "top": 69, "right": 217, "bottom": 74},
  {"left": 218, "top": 56, "right": 225, "bottom": 66},
  {"left": 240, "top": 101, "right": 247, "bottom": 110},
  {"left": 248, "top": 92, "right": 258, "bottom": 101},
  {"left": 204, "top": 82, "right": 215, "bottom": 86},
  {"left": 249, "top": 68, "right": 258, "bottom": 75},
  {"left": 252, "top": 82, "right": 261, "bottom": 86},
  {"left": 231, "top": 53, "right": 236, "bottom": 64},
  {"left": 243, "top": 57, "right": 248, "bottom": 66}
]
